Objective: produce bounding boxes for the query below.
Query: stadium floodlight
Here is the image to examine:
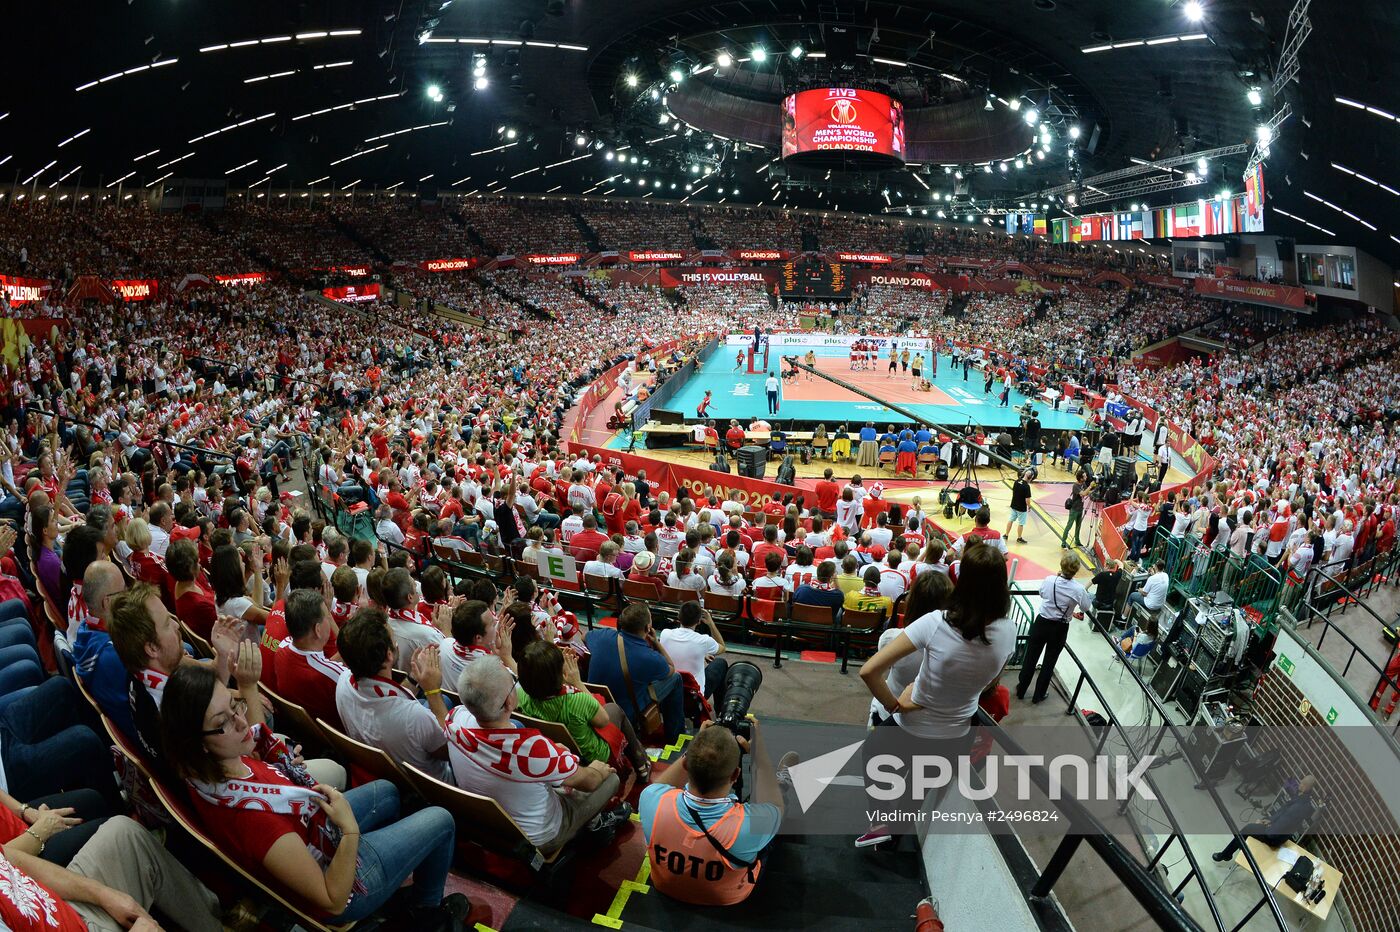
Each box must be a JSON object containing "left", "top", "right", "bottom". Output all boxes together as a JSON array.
[
  {"left": 1015, "top": 158, "right": 1025, "bottom": 169},
  {"left": 625, "top": 72, "right": 639, "bottom": 87},
  {"left": 474, "top": 76, "right": 489, "bottom": 90},
  {"left": 790, "top": 44, "right": 804, "bottom": 59},
  {"left": 1247, "top": 87, "right": 1262, "bottom": 106},
  {"left": 1184, "top": 1, "right": 1205, "bottom": 22},
  {"left": 575, "top": 134, "right": 587, "bottom": 147},
  {"left": 751, "top": 46, "right": 767, "bottom": 62},
  {"left": 505, "top": 128, "right": 517, "bottom": 139},
  {"left": 1008, "top": 99, "right": 1021, "bottom": 111},
  {"left": 999, "top": 162, "right": 1008, "bottom": 172},
  {"left": 716, "top": 51, "right": 733, "bottom": 68},
  {"left": 1069, "top": 125, "right": 1081, "bottom": 139},
  {"left": 426, "top": 84, "right": 441, "bottom": 99},
  {"left": 605, "top": 151, "right": 615, "bottom": 160},
  {"left": 669, "top": 67, "right": 684, "bottom": 82},
  {"left": 1024, "top": 108, "right": 1039, "bottom": 125},
  {"left": 1256, "top": 124, "right": 1273, "bottom": 145}
]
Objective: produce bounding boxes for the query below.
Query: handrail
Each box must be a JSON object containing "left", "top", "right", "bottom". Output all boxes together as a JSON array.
[
  {"left": 972, "top": 707, "right": 1206, "bottom": 932},
  {"left": 1069, "top": 626, "right": 1293, "bottom": 931},
  {"left": 1047, "top": 641, "right": 1229, "bottom": 931}
]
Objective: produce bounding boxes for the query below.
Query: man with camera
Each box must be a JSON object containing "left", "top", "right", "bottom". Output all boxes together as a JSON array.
[{"left": 640, "top": 720, "right": 796, "bottom": 906}]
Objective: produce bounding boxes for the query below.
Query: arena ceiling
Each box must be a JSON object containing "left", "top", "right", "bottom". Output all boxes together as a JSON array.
[{"left": 11, "top": 0, "right": 1399, "bottom": 265}]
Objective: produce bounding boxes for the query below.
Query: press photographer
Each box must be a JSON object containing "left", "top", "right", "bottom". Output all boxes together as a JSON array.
[{"left": 639, "top": 710, "right": 798, "bottom": 907}]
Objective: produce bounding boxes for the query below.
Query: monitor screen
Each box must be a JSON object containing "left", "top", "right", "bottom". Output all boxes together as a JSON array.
[{"left": 781, "top": 87, "right": 905, "bottom": 163}]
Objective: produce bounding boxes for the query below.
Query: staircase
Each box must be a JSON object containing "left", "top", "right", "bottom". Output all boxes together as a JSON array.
[
  {"left": 331, "top": 215, "right": 391, "bottom": 265},
  {"left": 447, "top": 209, "right": 493, "bottom": 254},
  {"left": 566, "top": 203, "right": 603, "bottom": 252}
]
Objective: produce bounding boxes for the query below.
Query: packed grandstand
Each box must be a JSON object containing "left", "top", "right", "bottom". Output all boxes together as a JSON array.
[{"left": 2, "top": 192, "right": 1400, "bottom": 932}]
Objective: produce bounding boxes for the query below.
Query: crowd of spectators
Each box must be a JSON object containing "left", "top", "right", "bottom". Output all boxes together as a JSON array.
[
  {"left": 334, "top": 203, "right": 478, "bottom": 263},
  {"left": 5, "top": 193, "right": 1400, "bottom": 923},
  {"left": 209, "top": 204, "right": 374, "bottom": 271},
  {"left": 577, "top": 201, "right": 698, "bottom": 252},
  {"left": 456, "top": 199, "right": 585, "bottom": 256}
]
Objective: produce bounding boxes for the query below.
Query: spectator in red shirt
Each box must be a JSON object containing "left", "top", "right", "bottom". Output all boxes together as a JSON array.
[
  {"left": 750, "top": 524, "right": 786, "bottom": 571},
  {"left": 814, "top": 468, "right": 841, "bottom": 520},
  {"left": 272, "top": 588, "right": 347, "bottom": 729},
  {"left": 569, "top": 514, "right": 609, "bottom": 564},
  {"left": 724, "top": 420, "right": 745, "bottom": 451}
]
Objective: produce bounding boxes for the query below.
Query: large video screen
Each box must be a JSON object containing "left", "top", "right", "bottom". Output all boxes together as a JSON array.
[{"left": 781, "top": 88, "right": 905, "bottom": 163}]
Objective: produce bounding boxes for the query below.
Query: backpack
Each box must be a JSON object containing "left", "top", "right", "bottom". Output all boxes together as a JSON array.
[{"left": 1282, "top": 856, "right": 1314, "bottom": 892}]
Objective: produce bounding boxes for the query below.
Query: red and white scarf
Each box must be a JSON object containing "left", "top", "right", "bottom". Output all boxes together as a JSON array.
[
  {"left": 347, "top": 674, "right": 416, "bottom": 701},
  {"left": 389, "top": 607, "right": 434, "bottom": 629},
  {"left": 189, "top": 726, "right": 367, "bottom": 903},
  {"left": 138, "top": 668, "right": 169, "bottom": 707}
]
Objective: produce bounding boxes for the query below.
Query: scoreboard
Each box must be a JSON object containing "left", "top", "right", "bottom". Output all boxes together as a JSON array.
[{"left": 779, "top": 257, "right": 849, "bottom": 300}]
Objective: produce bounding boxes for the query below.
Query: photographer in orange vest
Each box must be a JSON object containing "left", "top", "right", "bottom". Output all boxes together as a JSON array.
[{"left": 639, "top": 721, "right": 796, "bottom": 906}]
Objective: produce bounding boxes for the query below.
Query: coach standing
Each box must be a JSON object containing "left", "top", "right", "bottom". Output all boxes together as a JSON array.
[{"left": 765, "top": 370, "right": 780, "bottom": 415}]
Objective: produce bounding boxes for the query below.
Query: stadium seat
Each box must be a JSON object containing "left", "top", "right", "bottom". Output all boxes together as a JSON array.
[{"left": 316, "top": 718, "right": 407, "bottom": 788}]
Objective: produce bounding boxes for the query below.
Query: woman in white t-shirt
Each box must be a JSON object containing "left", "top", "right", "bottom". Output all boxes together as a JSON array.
[
  {"left": 856, "top": 543, "right": 1016, "bottom": 847},
  {"left": 867, "top": 569, "right": 953, "bottom": 727},
  {"left": 706, "top": 552, "right": 747, "bottom": 597}
]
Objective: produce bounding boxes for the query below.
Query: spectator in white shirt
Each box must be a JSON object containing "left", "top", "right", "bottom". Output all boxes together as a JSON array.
[
  {"left": 659, "top": 602, "right": 728, "bottom": 703},
  {"left": 583, "top": 541, "right": 625, "bottom": 580},
  {"left": 706, "top": 553, "right": 747, "bottom": 597},
  {"left": 877, "top": 551, "right": 909, "bottom": 600},
  {"left": 666, "top": 549, "right": 708, "bottom": 592},
  {"left": 334, "top": 608, "right": 452, "bottom": 782},
  {"left": 1124, "top": 560, "right": 1169, "bottom": 625},
  {"left": 147, "top": 501, "right": 173, "bottom": 558},
  {"left": 376, "top": 517, "right": 407, "bottom": 554}
]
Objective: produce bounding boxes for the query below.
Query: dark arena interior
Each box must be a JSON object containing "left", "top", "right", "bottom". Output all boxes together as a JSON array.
[{"left": 4, "top": 1, "right": 1400, "bottom": 930}]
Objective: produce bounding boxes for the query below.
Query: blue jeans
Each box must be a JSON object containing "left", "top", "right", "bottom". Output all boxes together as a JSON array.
[
  {"left": 330, "top": 781, "right": 456, "bottom": 921},
  {"left": 650, "top": 671, "right": 686, "bottom": 743},
  {"left": 1128, "top": 528, "right": 1148, "bottom": 560},
  {"left": 0, "top": 677, "right": 122, "bottom": 811},
  {"left": 532, "top": 511, "right": 561, "bottom": 531}
]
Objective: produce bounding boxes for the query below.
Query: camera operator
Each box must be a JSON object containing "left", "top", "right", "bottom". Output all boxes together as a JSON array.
[{"left": 640, "top": 721, "right": 796, "bottom": 906}]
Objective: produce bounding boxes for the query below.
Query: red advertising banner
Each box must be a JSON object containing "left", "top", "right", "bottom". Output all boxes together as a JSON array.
[
  {"left": 0, "top": 275, "right": 53, "bottom": 304},
  {"left": 733, "top": 249, "right": 790, "bottom": 262},
  {"left": 859, "top": 270, "right": 941, "bottom": 289},
  {"left": 334, "top": 265, "right": 371, "bottom": 277},
  {"left": 657, "top": 267, "right": 778, "bottom": 287},
  {"left": 322, "top": 283, "right": 381, "bottom": 303},
  {"left": 1193, "top": 277, "right": 1309, "bottom": 310},
  {"left": 782, "top": 87, "right": 905, "bottom": 161},
  {"left": 1038, "top": 264, "right": 1086, "bottom": 279},
  {"left": 1139, "top": 275, "right": 1185, "bottom": 291},
  {"left": 420, "top": 257, "right": 477, "bottom": 273},
  {"left": 627, "top": 250, "right": 685, "bottom": 263},
  {"left": 568, "top": 442, "right": 787, "bottom": 509},
  {"left": 215, "top": 273, "right": 268, "bottom": 286},
  {"left": 834, "top": 252, "right": 895, "bottom": 264},
  {"left": 524, "top": 254, "right": 583, "bottom": 266},
  {"left": 110, "top": 279, "right": 158, "bottom": 302}
]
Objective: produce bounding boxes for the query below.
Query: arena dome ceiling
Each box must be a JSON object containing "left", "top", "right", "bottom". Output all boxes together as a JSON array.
[{"left": 11, "top": 0, "right": 1399, "bottom": 265}]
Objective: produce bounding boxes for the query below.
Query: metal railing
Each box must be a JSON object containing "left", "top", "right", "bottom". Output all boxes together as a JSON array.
[
  {"left": 1291, "top": 565, "right": 1400, "bottom": 736},
  {"left": 974, "top": 706, "right": 1207, "bottom": 932},
  {"left": 1053, "top": 641, "right": 1291, "bottom": 930},
  {"left": 1003, "top": 584, "right": 1291, "bottom": 932}
]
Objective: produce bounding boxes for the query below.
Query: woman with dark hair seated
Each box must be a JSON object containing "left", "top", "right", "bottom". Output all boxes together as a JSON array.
[
  {"left": 158, "top": 663, "right": 468, "bottom": 924},
  {"left": 168, "top": 539, "right": 218, "bottom": 640},
  {"left": 517, "top": 640, "right": 651, "bottom": 777}
]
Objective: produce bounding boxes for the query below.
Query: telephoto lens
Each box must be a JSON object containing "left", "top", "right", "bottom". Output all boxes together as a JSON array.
[{"left": 714, "top": 661, "right": 763, "bottom": 742}]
